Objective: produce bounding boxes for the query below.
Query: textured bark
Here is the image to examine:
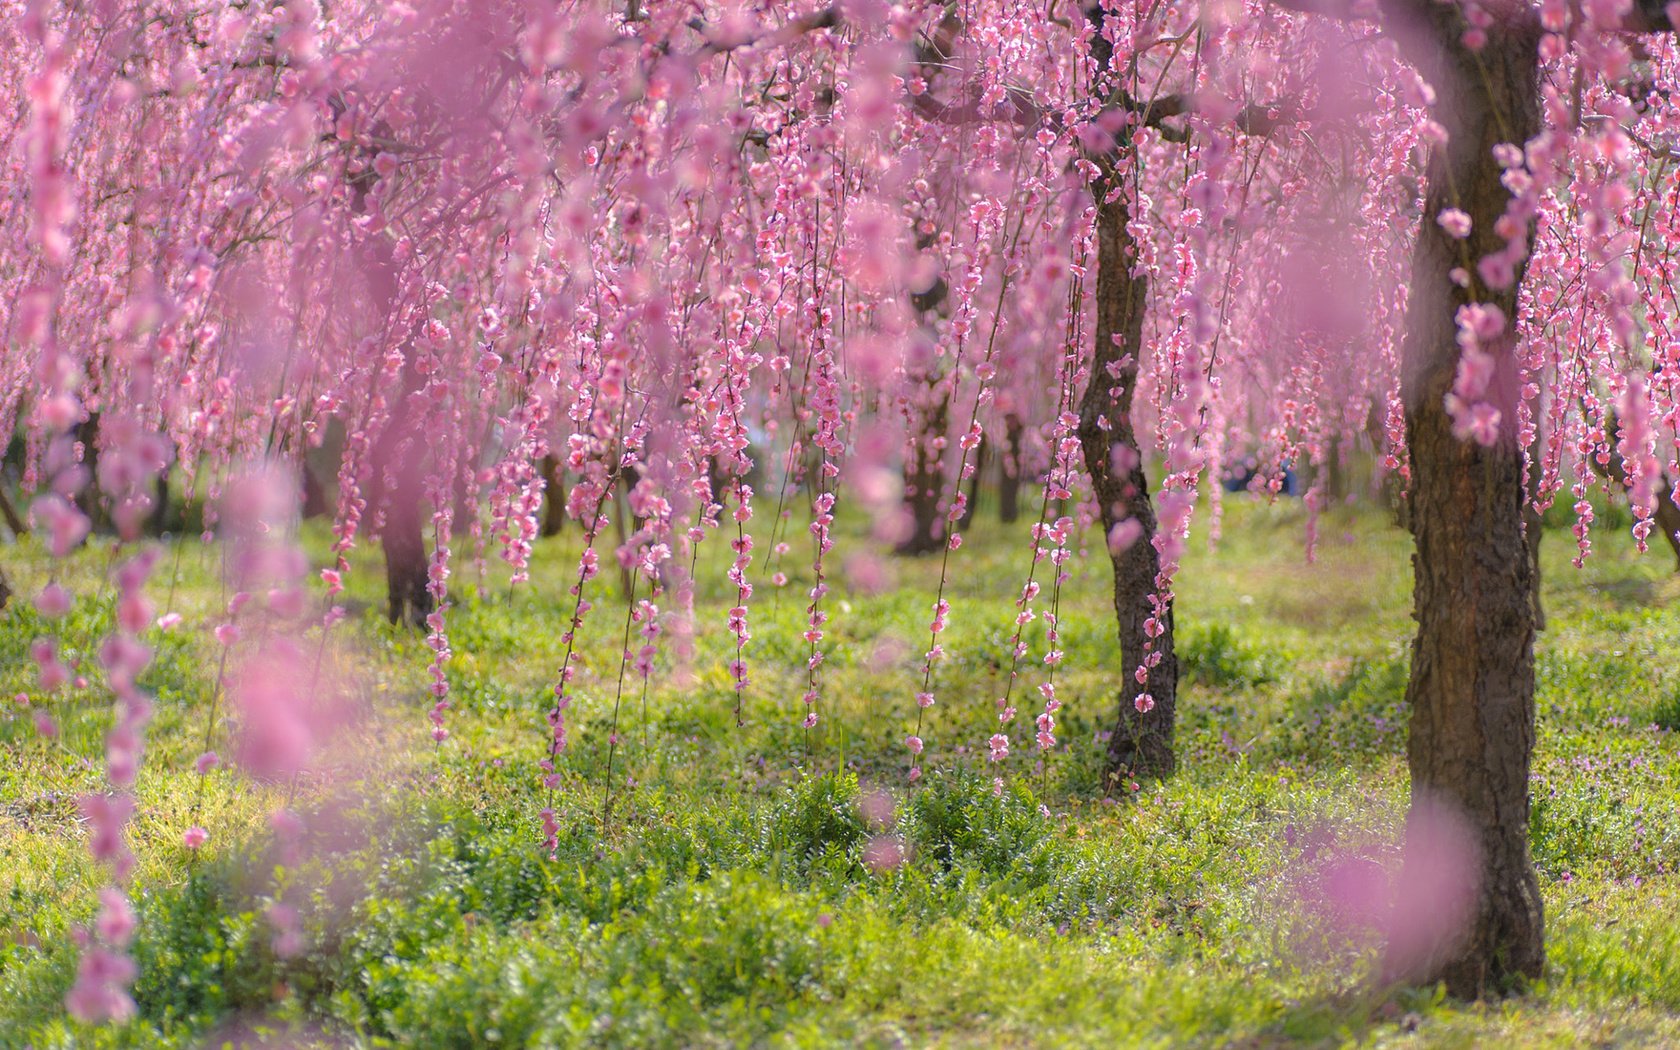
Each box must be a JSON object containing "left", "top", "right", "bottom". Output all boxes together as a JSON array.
[
  {"left": 1388, "top": 18, "right": 1543, "bottom": 996},
  {"left": 1077, "top": 190, "right": 1177, "bottom": 783},
  {"left": 1078, "top": 1, "right": 1176, "bottom": 783},
  {"left": 998, "top": 412, "right": 1024, "bottom": 523}
]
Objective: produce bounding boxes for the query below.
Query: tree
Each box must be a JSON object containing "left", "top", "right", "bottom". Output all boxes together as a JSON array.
[{"left": 1262, "top": 0, "right": 1680, "bottom": 995}]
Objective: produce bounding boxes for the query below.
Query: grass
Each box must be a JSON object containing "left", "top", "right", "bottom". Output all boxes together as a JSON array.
[{"left": 2, "top": 492, "right": 1679, "bottom": 1047}]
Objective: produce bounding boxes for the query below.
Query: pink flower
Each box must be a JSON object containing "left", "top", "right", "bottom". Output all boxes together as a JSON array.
[
  {"left": 182, "top": 826, "right": 209, "bottom": 849},
  {"left": 905, "top": 734, "right": 923, "bottom": 755},
  {"left": 987, "top": 733, "right": 1010, "bottom": 762},
  {"left": 79, "top": 793, "right": 134, "bottom": 871},
  {"left": 35, "top": 583, "right": 72, "bottom": 617},
  {"left": 64, "top": 947, "right": 137, "bottom": 1023},
  {"left": 863, "top": 836, "right": 906, "bottom": 873},
  {"left": 95, "top": 888, "right": 135, "bottom": 944},
  {"left": 1108, "top": 519, "right": 1144, "bottom": 553},
  {"left": 268, "top": 903, "right": 304, "bottom": 959},
  {"left": 1436, "top": 209, "right": 1472, "bottom": 239}
]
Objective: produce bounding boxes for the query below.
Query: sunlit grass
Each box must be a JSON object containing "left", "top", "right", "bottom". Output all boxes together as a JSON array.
[{"left": 3, "top": 494, "right": 1679, "bottom": 1046}]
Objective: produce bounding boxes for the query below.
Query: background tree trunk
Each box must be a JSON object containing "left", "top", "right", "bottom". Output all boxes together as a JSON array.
[
  {"left": 0, "top": 484, "right": 25, "bottom": 537},
  {"left": 1389, "top": 17, "right": 1543, "bottom": 996},
  {"left": 540, "top": 454, "right": 566, "bottom": 537},
  {"left": 382, "top": 471, "right": 432, "bottom": 628},
  {"left": 896, "top": 388, "right": 949, "bottom": 556},
  {"left": 72, "top": 411, "right": 102, "bottom": 535},
  {"left": 998, "top": 412, "right": 1024, "bottom": 523},
  {"left": 1590, "top": 415, "right": 1680, "bottom": 571},
  {"left": 1077, "top": 190, "right": 1177, "bottom": 783}
]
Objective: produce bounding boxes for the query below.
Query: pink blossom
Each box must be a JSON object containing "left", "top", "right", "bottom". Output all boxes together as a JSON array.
[
  {"left": 1436, "top": 209, "right": 1472, "bottom": 239},
  {"left": 988, "top": 733, "right": 1010, "bottom": 762},
  {"left": 65, "top": 947, "right": 137, "bottom": 1023},
  {"left": 34, "top": 583, "right": 72, "bottom": 617}
]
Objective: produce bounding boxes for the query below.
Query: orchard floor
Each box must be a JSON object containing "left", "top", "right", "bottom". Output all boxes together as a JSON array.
[{"left": 3, "top": 496, "right": 1679, "bottom": 1048}]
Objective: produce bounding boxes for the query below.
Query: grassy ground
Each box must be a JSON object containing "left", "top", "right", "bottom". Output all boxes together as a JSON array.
[{"left": 2, "top": 493, "right": 1679, "bottom": 1047}]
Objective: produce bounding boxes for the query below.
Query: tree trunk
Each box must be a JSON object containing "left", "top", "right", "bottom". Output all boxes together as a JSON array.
[
  {"left": 540, "top": 455, "right": 566, "bottom": 537},
  {"left": 0, "top": 483, "right": 25, "bottom": 537},
  {"left": 1324, "top": 435, "right": 1349, "bottom": 503},
  {"left": 1077, "top": 190, "right": 1177, "bottom": 784},
  {"left": 382, "top": 473, "right": 432, "bottom": 628},
  {"left": 1652, "top": 485, "right": 1680, "bottom": 571},
  {"left": 895, "top": 390, "right": 949, "bottom": 556},
  {"left": 999, "top": 412, "right": 1024, "bottom": 523},
  {"left": 72, "top": 411, "right": 103, "bottom": 535},
  {"left": 301, "top": 459, "right": 329, "bottom": 519},
  {"left": 1388, "top": 20, "right": 1543, "bottom": 996},
  {"left": 1077, "top": 2, "right": 1176, "bottom": 784},
  {"left": 148, "top": 472, "right": 170, "bottom": 536}
]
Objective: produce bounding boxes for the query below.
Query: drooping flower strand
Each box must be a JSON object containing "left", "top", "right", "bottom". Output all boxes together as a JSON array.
[
  {"left": 994, "top": 242, "right": 1092, "bottom": 762},
  {"left": 903, "top": 145, "right": 1057, "bottom": 776}
]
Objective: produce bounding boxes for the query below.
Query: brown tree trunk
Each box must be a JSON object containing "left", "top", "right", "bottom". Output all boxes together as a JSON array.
[
  {"left": 301, "top": 460, "right": 329, "bottom": 519},
  {"left": 998, "top": 412, "right": 1024, "bottom": 523},
  {"left": 1078, "top": 2, "right": 1176, "bottom": 784},
  {"left": 0, "top": 483, "right": 25, "bottom": 537},
  {"left": 896, "top": 389, "right": 949, "bottom": 556},
  {"left": 72, "top": 411, "right": 102, "bottom": 535},
  {"left": 1652, "top": 486, "right": 1680, "bottom": 571},
  {"left": 382, "top": 473, "right": 432, "bottom": 628},
  {"left": 1387, "top": 18, "right": 1543, "bottom": 996},
  {"left": 1077, "top": 190, "right": 1177, "bottom": 783},
  {"left": 540, "top": 455, "right": 566, "bottom": 537},
  {"left": 1324, "top": 435, "right": 1349, "bottom": 503},
  {"left": 150, "top": 472, "right": 170, "bottom": 536}
]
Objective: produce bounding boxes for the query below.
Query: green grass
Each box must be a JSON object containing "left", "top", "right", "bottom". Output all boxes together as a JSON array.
[{"left": 2, "top": 494, "right": 1679, "bottom": 1047}]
